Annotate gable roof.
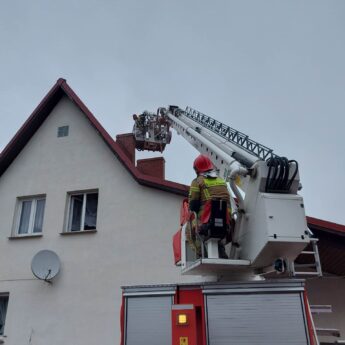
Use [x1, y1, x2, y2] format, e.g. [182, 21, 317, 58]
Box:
[0, 79, 344, 239]
[0, 78, 189, 196]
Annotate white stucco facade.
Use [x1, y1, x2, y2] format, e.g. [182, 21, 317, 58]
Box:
[0, 96, 194, 345]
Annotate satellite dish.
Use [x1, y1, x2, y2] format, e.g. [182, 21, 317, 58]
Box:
[31, 250, 61, 281]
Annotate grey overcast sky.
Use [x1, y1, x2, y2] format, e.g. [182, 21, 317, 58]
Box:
[1, 1, 345, 224]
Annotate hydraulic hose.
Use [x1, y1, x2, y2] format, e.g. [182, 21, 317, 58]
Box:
[265, 157, 298, 193]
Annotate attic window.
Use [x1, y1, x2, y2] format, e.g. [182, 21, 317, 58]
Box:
[57, 126, 69, 137]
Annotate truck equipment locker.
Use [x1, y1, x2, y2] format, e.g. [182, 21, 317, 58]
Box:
[121, 280, 314, 345]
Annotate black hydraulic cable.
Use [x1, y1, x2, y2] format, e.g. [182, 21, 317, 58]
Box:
[266, 157, 294, 192]
[276, 158, 285, 190]
[287, 160, 299, 190]
[270, 158, 280, 191]
[265, 158, 274, 192]
[272, 157, 285, 191]
[278, 158, 284, 190]
[276, 157, 289, 191]
[281, 157, 290, 191]
[266, 157, 300, 193]
[268, 158, 277, 192]
[266, 157, 278, 192]
[266, 158, 275, 192]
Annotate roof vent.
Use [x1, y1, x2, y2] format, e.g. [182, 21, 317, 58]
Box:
[57, 126, 69, 138]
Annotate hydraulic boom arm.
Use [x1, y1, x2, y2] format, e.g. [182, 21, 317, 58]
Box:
[132, 106, 316, 276]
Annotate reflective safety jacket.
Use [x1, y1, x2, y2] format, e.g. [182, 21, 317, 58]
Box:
[188, 175, 231, 224]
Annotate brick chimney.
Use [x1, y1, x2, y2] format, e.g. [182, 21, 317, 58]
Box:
[116, 133, 136, 164]
[137, 157, 165, 179]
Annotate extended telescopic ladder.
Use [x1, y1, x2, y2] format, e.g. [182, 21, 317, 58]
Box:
[183, 106, 277, 161]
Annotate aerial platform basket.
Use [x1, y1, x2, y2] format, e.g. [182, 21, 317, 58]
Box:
[132, 111, 171, 152]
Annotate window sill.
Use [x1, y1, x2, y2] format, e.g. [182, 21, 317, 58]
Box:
[60, 229, 97, 235]
[8, 233, 43, 240]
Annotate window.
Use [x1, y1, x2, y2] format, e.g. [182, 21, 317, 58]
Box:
[57, 125, 69, 137]
[0, 296, 9, 335]
[67, 192, 98, 232]
[15, 196, 46, 235]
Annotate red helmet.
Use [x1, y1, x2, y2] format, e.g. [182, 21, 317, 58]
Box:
[193, 155, 214, 173]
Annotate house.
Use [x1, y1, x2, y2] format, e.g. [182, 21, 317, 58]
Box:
[0, 79, 344, 345]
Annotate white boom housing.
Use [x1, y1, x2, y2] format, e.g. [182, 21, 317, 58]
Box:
[235, 161, 309, 268]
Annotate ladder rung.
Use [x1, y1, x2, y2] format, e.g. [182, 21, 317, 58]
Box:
[294, 263, 317, 268]
[300, 251, 316, 255]
[316, 328, 340, 337]
[310, 305, 332, 313]
[294, 271, 321, 276]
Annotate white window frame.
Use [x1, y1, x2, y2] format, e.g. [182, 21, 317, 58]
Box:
[14, 196, 46, 236]
[66, 191, 98, 232]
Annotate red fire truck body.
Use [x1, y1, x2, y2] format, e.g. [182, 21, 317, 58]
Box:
[121, 280, 316, 345]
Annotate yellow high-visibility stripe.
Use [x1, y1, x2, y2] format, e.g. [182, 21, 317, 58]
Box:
[203, 188, 211, 200]
[203, 177, 227, 187]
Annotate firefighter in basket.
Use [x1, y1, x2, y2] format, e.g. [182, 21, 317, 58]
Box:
[187, 155, 233, 259]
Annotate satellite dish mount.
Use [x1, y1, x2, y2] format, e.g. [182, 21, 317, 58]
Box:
[31, 250, 61, 283]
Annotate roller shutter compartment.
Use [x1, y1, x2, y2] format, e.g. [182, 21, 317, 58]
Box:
[206, 292, 309, 345]
[125, 295, 172, 345]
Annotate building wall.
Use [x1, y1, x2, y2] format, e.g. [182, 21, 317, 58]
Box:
[0, 96, 195, 345]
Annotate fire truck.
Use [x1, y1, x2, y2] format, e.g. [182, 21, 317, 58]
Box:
[121, 106, 323, 345]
